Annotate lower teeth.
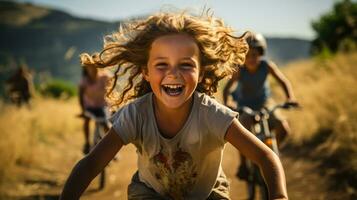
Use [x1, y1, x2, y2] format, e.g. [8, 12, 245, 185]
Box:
[164, 87, 182, 95]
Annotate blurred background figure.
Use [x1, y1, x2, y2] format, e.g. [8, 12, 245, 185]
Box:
[5, 64, 34, 107]
[78, 66, 110, 154]
[223, 33, 299, 181]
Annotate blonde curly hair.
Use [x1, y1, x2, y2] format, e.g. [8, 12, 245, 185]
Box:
[80, 11, 249, 110]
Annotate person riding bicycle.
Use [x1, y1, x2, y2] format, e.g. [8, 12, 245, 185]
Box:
[223, 33, 298, 180]
[79, 66, 110, 154]
[5, 65, 34, 107]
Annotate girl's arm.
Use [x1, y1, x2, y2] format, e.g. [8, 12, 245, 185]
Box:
[60, 128, 123, 200]
[225, 118, 288, 200]
[267, 61, 297, 103]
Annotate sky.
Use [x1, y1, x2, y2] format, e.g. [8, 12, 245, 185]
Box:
[18, 0, 337, 40]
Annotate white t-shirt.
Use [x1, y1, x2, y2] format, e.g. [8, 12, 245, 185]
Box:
[110, 92, 238, 199]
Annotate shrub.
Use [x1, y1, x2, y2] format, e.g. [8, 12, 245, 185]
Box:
[311, 0, 357, 54]
[40, 79, 77, 99]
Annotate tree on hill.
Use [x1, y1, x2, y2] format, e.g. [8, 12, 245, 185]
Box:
[311, 0, 357, 54]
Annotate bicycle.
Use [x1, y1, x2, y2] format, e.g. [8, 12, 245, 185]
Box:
[81, 110, 109, 190]
[237, 102, 298, 200]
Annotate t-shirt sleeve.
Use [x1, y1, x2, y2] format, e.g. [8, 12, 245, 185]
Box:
[109, 103, 140, 145]
[205, 99, 238, 144]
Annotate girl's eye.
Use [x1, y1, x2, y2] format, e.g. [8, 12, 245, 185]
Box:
[155, 63, 167, 69]
[180, 63, 194, 69]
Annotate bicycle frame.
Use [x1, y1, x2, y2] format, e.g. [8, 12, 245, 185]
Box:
[242, 107, 271, 200]
[83, 111, 108, 146]
[238, 103, 297, 200]
[248, 107, 279, 156]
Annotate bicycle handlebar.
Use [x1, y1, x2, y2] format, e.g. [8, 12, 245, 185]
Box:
[270, 102, 300, 113]
[79, 111, 107, 123]
[238, 102, 300, 117]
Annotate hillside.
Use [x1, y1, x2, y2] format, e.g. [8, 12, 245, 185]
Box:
[0, 1, 311, 84]
[0, 1, 118, 83]
[266, 37, 311, 65]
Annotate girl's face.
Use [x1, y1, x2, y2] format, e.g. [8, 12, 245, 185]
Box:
[144, 34, 201, 110]
[245, 48, 261, 69]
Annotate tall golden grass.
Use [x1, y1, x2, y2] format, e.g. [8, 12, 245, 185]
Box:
[282, 52, 357, 149]
[0, 98, 82, 194]
[277, 52, 357, 195]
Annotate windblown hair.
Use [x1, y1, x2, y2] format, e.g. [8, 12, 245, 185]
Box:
[80, 11, 249, 110]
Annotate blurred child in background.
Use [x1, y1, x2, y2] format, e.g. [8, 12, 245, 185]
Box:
[78, 66, 109, 154]
[223, 33, 298, 180]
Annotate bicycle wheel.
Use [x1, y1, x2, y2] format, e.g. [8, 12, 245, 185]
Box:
[99, 169, 106, 190]
[245, 160, 256, 200]
[258, 182, 268, 200]
[247, 180, 256, 200]
[247, 161, 269, 200]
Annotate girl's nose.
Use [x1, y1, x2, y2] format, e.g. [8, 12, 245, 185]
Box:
[167, 66, 179, 78]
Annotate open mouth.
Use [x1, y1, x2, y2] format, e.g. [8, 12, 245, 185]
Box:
[162, 84, 184, 96]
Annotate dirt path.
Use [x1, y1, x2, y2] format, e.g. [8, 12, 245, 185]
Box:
[4, 133, 342, 200]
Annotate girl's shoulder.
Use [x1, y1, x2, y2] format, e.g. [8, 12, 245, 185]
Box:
[197, 92, 219, 108]
[195, 92, 238, 141]
[196, 92, 234, 114]
[118, 92, 152, 112]
[110, 93, 153, 123]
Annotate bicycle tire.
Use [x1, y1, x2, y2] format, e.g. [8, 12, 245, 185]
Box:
[99, 169, 106, 190]
[93, 121, 107, 190]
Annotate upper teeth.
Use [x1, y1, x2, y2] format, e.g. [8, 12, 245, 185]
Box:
[163, 84, 182, 89]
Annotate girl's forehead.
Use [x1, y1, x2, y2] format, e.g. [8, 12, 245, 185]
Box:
[152, 34, 197, 46]
[150, 34, 200, 57]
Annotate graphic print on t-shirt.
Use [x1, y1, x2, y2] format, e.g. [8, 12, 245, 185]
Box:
[151, 144, 198, 199]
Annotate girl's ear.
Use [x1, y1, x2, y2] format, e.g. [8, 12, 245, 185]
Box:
[198, 71, 204, 83]
[142, 68, 149, 81]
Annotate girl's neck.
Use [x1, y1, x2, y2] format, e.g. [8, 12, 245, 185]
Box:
[153, 95, 194, 139]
